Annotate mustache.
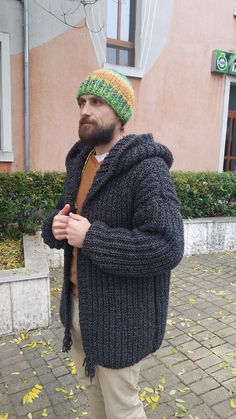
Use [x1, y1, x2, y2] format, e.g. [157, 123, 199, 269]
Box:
[79, 117, 95, 126]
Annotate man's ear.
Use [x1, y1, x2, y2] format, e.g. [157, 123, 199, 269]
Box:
[119, 119, 125, 132]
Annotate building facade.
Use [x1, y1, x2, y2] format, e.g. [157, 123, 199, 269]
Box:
[1, 0, 236, 173]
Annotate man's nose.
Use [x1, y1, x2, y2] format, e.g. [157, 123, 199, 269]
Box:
[80, 102, 92, 116]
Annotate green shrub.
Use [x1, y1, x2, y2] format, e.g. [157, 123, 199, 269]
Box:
[0, 172, 65, 240]
[0, 171, 236, 240]
[171, 171, 236, 218]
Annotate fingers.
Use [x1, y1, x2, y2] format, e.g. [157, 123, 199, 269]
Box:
[69, 212, 83, 221]
[54, 214, 69, 224]
[59, 204, 70, 216]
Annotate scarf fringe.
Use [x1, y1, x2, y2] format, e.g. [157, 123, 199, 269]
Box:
[83, 356, 95, 382]
[62, 329, 72, 353]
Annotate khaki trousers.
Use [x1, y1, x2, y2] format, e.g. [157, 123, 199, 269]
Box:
[70, 295, 147, 419]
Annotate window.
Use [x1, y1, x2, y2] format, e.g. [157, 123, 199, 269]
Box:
[0, 32, 13, 162]
[106, 0, 136, 67]
[224, 84, 236, 171]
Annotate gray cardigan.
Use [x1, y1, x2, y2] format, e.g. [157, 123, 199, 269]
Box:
[42, 133, 184, 380]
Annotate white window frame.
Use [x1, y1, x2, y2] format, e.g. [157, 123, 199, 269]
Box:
[219, 75, 235, 171]
[0, 32, 14, 162]
[104, 0, 143, 78]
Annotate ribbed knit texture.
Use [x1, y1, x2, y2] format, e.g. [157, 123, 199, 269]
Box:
[42, 133, 184, 380]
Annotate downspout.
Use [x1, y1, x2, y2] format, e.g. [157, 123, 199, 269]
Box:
[23, 0, 30, 171]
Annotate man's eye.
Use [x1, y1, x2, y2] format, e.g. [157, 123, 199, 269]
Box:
[92, 98, 101, 105]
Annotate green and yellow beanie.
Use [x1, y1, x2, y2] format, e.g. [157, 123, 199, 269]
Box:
[77, 68, 135, 125]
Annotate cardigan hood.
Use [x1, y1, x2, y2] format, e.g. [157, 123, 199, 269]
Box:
[66, 133, 173, 174]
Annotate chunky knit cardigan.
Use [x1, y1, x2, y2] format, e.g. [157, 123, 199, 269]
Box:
[42, 133, 184, 380]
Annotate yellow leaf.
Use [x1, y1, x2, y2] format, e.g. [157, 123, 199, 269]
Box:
[178, 369, 185, 376]
[55, 387, 68, 394]
[169, 389, 176, 395]
[27, 414, 32, 419]
[161, 377, 166, 385]
[68, 361, 77, 375]
[230, 399, 236, 409]
[75, 384, 86, 390]
[42, 408, 48, 417]
[151, 402, 157, 411]
[71, 408, 77, 413]
[151, 395, 160, 403]
[35, 384, 43, 390]
[139, 391, 146, 401]
[232, 369, 236, 376]
[11, 372, 20, 375]
[189, 297, 196, 305]
[0, 414, 9, 419]
[143, 387, 154, 393]
[179, 387, 190, 393]
[145, 396, 152, 403]
[22, 385, 43, 405]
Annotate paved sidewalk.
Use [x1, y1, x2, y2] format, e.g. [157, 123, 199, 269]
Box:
[0, 252, 236, 418]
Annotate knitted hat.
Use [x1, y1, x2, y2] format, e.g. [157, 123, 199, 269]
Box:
[77, 69, 135, 125]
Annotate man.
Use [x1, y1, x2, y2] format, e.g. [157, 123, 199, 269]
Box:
[42, 68, 184, 419]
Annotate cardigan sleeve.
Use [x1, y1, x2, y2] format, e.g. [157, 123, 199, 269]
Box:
[41, 193, 66, 250]
[81, 158, 184, 277]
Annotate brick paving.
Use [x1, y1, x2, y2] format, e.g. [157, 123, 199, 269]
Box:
[0, 252, 236, 418]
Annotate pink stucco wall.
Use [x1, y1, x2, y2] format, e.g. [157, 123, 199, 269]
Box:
[128, 0, 236, 171]
[4, 0, 236, 172]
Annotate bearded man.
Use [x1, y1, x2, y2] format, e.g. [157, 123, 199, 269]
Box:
[42, 68, 184, 419]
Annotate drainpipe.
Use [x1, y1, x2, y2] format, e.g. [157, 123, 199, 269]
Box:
[23, 0, 30, 171]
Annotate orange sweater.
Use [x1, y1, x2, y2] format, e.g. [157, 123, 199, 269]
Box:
[70, 153, 101, 296]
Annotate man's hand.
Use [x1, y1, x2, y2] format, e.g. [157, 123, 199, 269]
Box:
[52, 204, 70, 240]
[66, 213, 91, 248]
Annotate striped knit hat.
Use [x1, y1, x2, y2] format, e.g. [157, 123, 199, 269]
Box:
[77, 69, 135, 125]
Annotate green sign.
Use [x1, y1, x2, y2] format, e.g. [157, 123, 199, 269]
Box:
[211, 49, 236, 75]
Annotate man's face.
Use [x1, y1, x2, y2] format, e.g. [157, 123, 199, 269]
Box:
[78, 94, 121, 147]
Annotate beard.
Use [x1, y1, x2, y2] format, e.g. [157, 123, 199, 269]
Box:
[79, 118, 116, 147]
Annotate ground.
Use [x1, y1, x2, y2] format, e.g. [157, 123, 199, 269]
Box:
[0, 252, 236, 418]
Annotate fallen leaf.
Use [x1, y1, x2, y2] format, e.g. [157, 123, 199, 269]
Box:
[151, 402, 157, 411]
[151, 395, 160, 403]
[189, 297, 196, 305]
[143, 387, 153, 393]
[75, 384, 86, 390]
[23, 384, 43, 405]
[230, 399, 236, 409]
[178, 369, 185, 376]
[179, 387, 190, 393]
[42, 408, 48, 417]
[55, 387, 68, 394]
[169, 390, 176, 395]
[68, 361, 77, 375]
[71, 408, 77, 413]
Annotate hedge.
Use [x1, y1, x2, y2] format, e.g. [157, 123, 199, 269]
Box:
[0, 171, 236, 240]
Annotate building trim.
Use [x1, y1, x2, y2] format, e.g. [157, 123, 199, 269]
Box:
[218, 75, 236, 171]
[0, 32, 14, 162]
